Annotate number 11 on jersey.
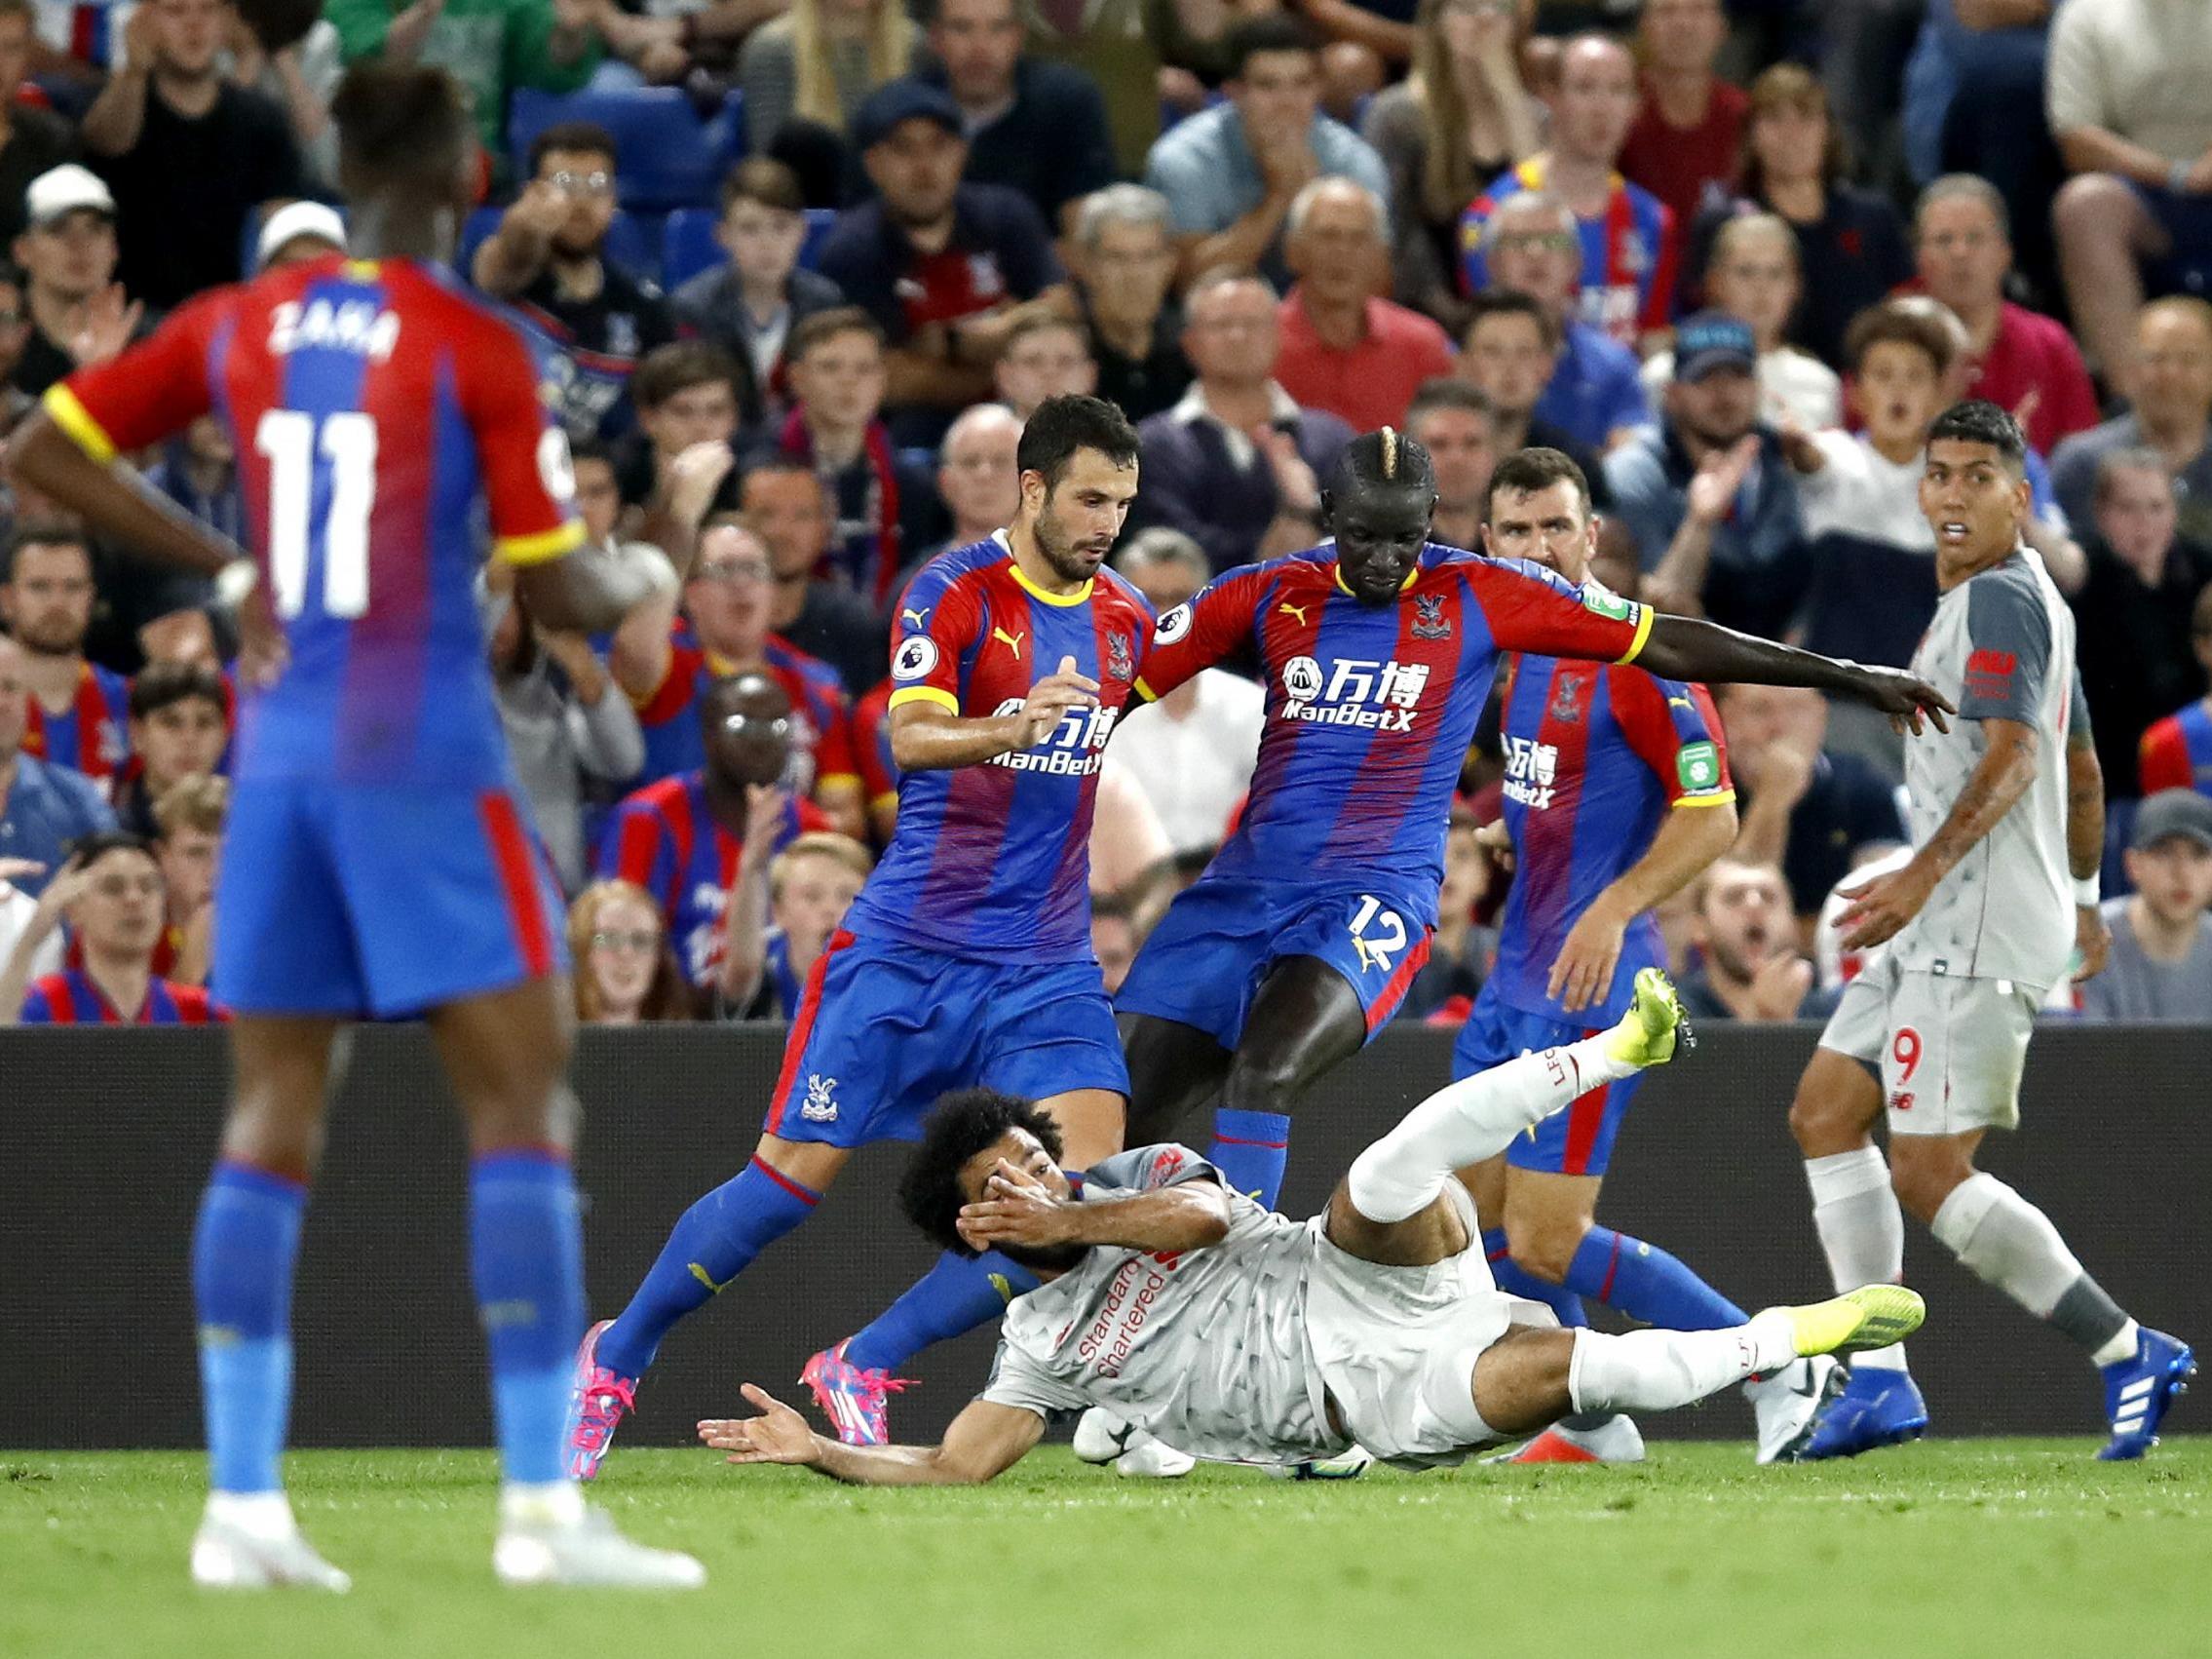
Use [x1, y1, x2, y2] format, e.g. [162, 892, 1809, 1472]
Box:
[255, 409, 378, 620]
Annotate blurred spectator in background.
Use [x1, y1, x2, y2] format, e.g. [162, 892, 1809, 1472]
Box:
[0, 0, 78, 251]
[1456, 289, 1611, 505]
[672, 159, 847, 434]
[0, 523, 129, 791]
[2070, 451, 2212, 803]
[485, 572, 646, 892]
[719, 825, 869, 1018]
[1090, 890, 1136, 995]
[328, 0, 602, 167]
[1109, 526, 1262, 867]
[0, 830, 220, 1023]
[222, 2, 344, 189]
[1608, 312, 1810, 639]
[742, 0, 919, 191]
[1088, 753, 1175, 934]
[475, 122, 675, 443]
[1468, 195, 1644, 456]
[82, 0, 302, 308]
[2048, 0, 2212, 401]
[1674, 856, 1831, 1022]
[589, 0, 785, 94]
[1640, 213, 1838, 432]
[2077, 790, 2212, 1022]
[1911, 174, 2096, 458]
[0, 264, 31, 433]
[2137, 587, 2212, 800]
[0, 635, 115, 900]
[1362, 0, 1541, 333]
[615, 340, 745, 514]
[567, 877, 693, 1023]
[1399, 801, 1495, 1022]
[1689, 64, 1912, 372]
[113, 661, 226, 839]
[848, 674, 897, 843]
[743, 458, 885, 695]
[772, 307, 943, 607]
[0, 846, 63, 984]
[1127, 268, 1354, 573]
[598, 670, 830, 989]
[820, 81, 1067, 441]
[918, 0, 1114, 234]
[1461, 33, 1672, 352]
[927, 401, 1020, 557]
[1144, 14, 1389, 291]
[1069, 184, 1191, 423]
[1274, 176, 1454, 432]
[1618, 0, 1742, 238]
[1717, 680, 1905, 930]
[149, 771, 222, 988]
[991, 312, 1096, 422]
[10, 164, 137, 401]
[252, 199, 347, 271]
[1404, 376, 1492, 552]
[146, 414, 243, 552]
[2052, 299, 2212, 548]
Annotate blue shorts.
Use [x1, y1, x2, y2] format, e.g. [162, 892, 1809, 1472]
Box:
[1452, 989, 1643, 1177]
[1115, 875, 1432, 1051]
[763, 929, 1127, 1148]
[2132, 184, 2212, 294]
[215, 778, 569, 1020]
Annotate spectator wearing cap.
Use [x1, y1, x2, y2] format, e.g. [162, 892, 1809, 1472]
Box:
[253, 200, 346, 272]
[1618, 0, 1744, 240]
[1126, 268, 1355, 576]
[1142, 13, 1391, 293]
[915, 0, 1114, 236]
[0, 0, 77, 251]
[1068, 184, 1191, 424]
[817, 80, 1068, 444]
[10, 164, 140, 400]
[0, 634, 119, 902]
[2072, 451, 2212, 801]
[474, 122, 675, 444]
[1606, 312, 1810, 640]
[1275, 176, 1455, 434]
[0, 522, 130, 791]
[2076, 791, 2212, 1022]
[741, 458, 885, 697]
[113, 661, 228, 840]
[81, 0, 303, 307]
[2052, 298, 2212, 549]
[0, 829, 222, 1024]
[2137, 586, 2212, 799]
[1639, 214, 1840, 434]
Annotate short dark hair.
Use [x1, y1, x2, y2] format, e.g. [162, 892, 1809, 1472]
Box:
[1842, 300, 1956, 379]
[3, 520, 90, 580]
[568, 435, 616, 473]
[65, 829, 160, 875]
[1487, 446, 1593, 518]
[129, 661, 226, 722]
[529, 121, 619, 175]
[786, 305, 886, 364]
[1016, 394, 1140, 490]
[1226, 12, 1320, 79]
[1329, 426, 1436, 498]
[1465, 288, 1560, 352]
[898, 1089, 1066, 1256]
[331, 62, 471, 194]
[1405, 377, 1495, 429]
[1926, 400, 2027, 474]
[719, 156, 805, 216]
[630, 340, 742, 411]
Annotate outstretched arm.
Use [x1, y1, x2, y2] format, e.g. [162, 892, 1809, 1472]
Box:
[699, 1387, 1044, 1485]
[1632, 616, 1952, 734]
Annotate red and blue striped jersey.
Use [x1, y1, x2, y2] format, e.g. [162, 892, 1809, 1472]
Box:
[20, 662, 131, 789]
[598, 770, 828, 985]
[2138, 701, 2212, 799]
[48, 253, 584, 790]
[18, 969, 224, 1024]
[844, 534, 1154, 961]
[853, 676, 898, 824]
[1487, 657, 1733, 1022]
[1460, 159, 1678, 345]
[1136, 545, 1652, 926]
[630, 631, 859, 794]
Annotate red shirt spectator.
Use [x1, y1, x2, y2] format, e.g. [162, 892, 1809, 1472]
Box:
[1619, 0, 1747, 235]
[1276, 288, 1457, 435]
[1963, 301, 2101, 459]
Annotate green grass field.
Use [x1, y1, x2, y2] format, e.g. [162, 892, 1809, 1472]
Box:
[4, 1442, 2206, 1659]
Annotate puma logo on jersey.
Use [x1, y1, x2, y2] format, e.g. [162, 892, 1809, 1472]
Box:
[993, 627, 1026, 658]
[901, 607, 930, 630]
[1278, 601, 1311, 625]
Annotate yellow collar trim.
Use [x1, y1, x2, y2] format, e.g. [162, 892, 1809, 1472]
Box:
[1332, 562, 1422, 598]
[1009, 560, 1093, 608]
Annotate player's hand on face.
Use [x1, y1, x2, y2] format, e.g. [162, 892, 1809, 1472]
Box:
[699, 1385, 820, 1465]
[1547, 903, 1626, 1012]
[958, 1158, 1072, 1252]
[1853, 666, 1953, 736]
[1011, 655, 1099, 750]
[2073, 903, 2113, 984]
[1835, 858, 1935, 950]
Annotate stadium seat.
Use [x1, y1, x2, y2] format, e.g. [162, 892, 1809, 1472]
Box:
[457, 206, 658, 287]
[508, 88, 745, 213]
[663, 209, 722, 289]
[801, 207, 836, 272]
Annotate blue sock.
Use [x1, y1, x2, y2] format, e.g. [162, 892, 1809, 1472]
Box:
[1482, 1226, 1587, 1329]
[1563, 1225, 1747, 1331]
[844, 1250, 1043, 1373]
[471, 1148, 586, 1486]
[1210, 1108, 1291, 1210]
[192, 1161, 307, 1494]
[595, 1157, 819, 1380]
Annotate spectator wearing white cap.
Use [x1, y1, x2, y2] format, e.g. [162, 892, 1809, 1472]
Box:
[254, 199, 345, 271]
[0, 0, 77, 251]
[9, 164, 140, 400]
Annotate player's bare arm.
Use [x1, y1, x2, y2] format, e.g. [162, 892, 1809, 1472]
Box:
[954, 1158, 1234, 1256]
[699, 1388, 1044, 1486]
[1631, 617, 1954, 735]
[2065, 714, 2112, 983]
[889, 655, 1100, 772]
[1548, 798, 1737, 1013]
[1837, 716, 2040, 951]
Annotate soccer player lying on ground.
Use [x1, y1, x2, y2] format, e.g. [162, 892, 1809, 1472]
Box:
[699, 971, 1927, 1483]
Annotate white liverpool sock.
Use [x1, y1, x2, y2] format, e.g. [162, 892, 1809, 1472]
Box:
[1347, 1036, 1639, 1223]
[1805, 1147, 1908, 1371]
[1930, 1174, 2134, 1365]
[1567, 1319, 1796, 1416]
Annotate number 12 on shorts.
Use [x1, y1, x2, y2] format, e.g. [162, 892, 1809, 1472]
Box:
[1349, 895, 1407, 975]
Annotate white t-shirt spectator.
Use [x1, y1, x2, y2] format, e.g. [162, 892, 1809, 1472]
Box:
[1111, 669, 1266, 860]
[0, 877, 65, 984]
[2046, 0, 2212, 165]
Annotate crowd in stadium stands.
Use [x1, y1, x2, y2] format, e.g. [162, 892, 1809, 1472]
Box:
[2, 0, 2211, 1029]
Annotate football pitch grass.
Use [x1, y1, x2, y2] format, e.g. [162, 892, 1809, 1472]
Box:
[4, 1441, 2206, 1658]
